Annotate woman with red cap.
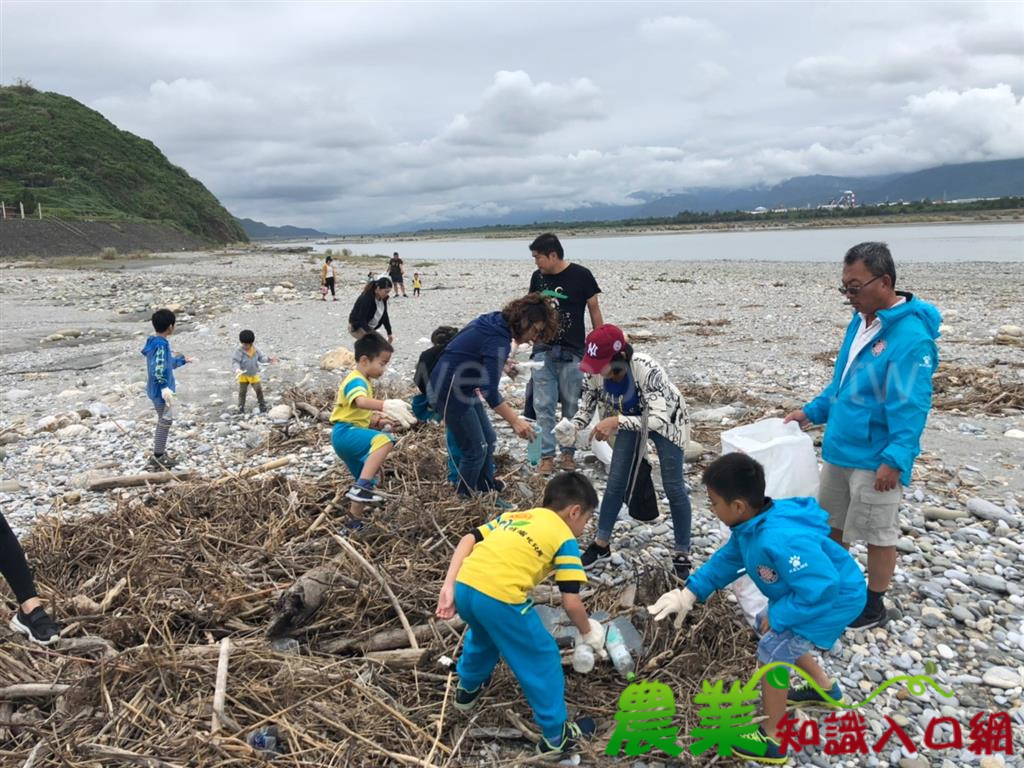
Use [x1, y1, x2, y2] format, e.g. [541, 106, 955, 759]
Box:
[558, 324, 694, 581]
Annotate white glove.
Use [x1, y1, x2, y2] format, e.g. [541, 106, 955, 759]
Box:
[382, 399, 417, 429]
[234, 369, 245, 379]
[647, 588, 697, 629]
[160, 387, 175, 418]
[579, 618, 605, 651]
[553, 418, 577, 448]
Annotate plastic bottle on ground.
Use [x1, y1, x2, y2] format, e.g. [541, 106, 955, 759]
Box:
[572, 643, 595, 673]
[605, 624, 635, 681]
[525, 419, 542, 465]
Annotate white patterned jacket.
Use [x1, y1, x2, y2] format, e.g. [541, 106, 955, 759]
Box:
[571, 353, 690, 449]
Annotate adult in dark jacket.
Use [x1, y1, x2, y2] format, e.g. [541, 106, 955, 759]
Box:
[428, 294, 559, 498]
[348, 276, 394, 341]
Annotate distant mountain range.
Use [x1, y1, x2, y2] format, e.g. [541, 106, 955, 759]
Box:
[235, 217, 330, 239]
[374, 158, 1024, 233]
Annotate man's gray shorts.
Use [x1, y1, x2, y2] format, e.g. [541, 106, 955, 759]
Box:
[817, 461, 902, 547]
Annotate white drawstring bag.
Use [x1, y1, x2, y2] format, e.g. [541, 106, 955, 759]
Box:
[718, 418, 820, 627]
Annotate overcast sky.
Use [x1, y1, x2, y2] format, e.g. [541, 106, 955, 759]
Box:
[3, 1, 1023, 231]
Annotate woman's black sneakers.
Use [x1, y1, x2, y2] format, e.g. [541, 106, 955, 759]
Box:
[10, 606, 61, 646]
[580, 542, 611, 568]
[672, 552, 693, 582]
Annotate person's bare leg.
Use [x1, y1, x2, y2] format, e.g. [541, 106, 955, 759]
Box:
[830, 527, 848, 549]
[866, 544, 896, 591]
[763, 654, 831, 738]
[20, 596, 42, 614]
[360, 443, 392, 483]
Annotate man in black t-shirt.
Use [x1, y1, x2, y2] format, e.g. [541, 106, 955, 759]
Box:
[388, 252, 407, 297]
[527, 233, 603, 474]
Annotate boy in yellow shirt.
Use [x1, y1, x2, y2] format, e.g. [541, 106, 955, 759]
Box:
[330, 334, 416, 519]
[436, 472, 604, 760]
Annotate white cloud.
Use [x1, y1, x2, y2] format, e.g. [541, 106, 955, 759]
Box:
[3, 1, 1021, 230]
[959, 23, 1024, 56]
[786, 48, 964, 92]
[440, 71, 605, 146]
[638, 15, 721, 42]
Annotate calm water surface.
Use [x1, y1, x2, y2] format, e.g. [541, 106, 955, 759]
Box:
[286, 221, 1023, 263]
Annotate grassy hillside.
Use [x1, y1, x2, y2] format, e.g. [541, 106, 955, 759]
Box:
[0, 83, 246, 243]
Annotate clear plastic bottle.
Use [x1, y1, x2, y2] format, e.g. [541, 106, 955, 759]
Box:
[572, 643, 595, 674]
[605, 624, 636, 681]
[525, 419, 542, 465]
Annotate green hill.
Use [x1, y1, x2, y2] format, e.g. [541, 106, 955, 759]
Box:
[0, 83, 246, 243]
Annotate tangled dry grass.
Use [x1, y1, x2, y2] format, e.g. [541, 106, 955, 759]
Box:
[932, 361, 1024, 414]
[2, 415, 757, 767]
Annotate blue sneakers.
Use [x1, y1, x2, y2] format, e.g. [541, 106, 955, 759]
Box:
[732, 726, 787, 764]
[787, 678, 843, 708]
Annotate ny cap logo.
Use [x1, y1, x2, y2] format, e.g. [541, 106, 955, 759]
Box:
[587, 342, 600, 357]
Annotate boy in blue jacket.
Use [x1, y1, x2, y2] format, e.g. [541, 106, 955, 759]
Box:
[648, 453, 866, 764]
[141, 309, 192, 470]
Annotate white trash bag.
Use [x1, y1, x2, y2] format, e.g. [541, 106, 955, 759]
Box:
[717, 418, 821, 627]
[720, 417, 820, 498]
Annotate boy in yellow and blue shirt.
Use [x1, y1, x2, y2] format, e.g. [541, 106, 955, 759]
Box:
[436, 472, 604, 761]
[330, 333, 415, 518]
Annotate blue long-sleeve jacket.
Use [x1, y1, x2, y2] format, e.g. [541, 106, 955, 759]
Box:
[142, 336, 187, 405]
[427, 312, 511, 419]
[687, 497, 866, 649]
[804, 293, 941, 486]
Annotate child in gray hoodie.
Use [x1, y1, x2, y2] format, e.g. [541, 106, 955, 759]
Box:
[233, 330, 277, 413]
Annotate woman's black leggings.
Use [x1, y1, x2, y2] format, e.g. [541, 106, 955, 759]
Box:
[325, 276, 336, 296]
[1, 512, 37, 604]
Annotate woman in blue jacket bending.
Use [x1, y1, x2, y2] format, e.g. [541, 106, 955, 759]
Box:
[429, 294, 558, 499]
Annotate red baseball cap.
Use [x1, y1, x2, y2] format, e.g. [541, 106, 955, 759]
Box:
[580, 324, 627, 375]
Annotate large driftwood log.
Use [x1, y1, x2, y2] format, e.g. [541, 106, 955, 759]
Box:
[0, 683, 71, 700]
[363, 648, 427, 669]
[320, 617, 464, 654]
[87, 471, 192, 491]
[266, 562, 360, 638]
[294, 402, 330, 422]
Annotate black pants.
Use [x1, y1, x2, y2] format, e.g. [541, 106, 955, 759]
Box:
[239, 382, 266, 410]
[324, 276, 335, 296]
[1, 512, 37, 604]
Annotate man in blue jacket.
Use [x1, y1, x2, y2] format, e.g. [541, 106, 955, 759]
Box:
[785, 242, 941, 629]
[648, 453, 866, 764]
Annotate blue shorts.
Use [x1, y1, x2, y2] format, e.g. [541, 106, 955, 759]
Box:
[755, 610, 818, 665]
[331, 422, 394, 480]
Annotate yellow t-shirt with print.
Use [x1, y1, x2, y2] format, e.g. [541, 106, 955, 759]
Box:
[456, 507, 587, 604]
[330, 370, 374, 428]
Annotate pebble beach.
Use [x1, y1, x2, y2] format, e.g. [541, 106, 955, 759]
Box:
[1, 246, 1023, 767]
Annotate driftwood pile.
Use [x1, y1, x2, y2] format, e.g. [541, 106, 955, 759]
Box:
[932, 361, 1024, 414]
[2, 406, 757, 767]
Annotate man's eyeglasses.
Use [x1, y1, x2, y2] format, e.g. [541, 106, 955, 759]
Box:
[839, 275, 882, 296]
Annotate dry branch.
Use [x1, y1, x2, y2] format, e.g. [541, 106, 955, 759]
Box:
[86, 470, 192, 491]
